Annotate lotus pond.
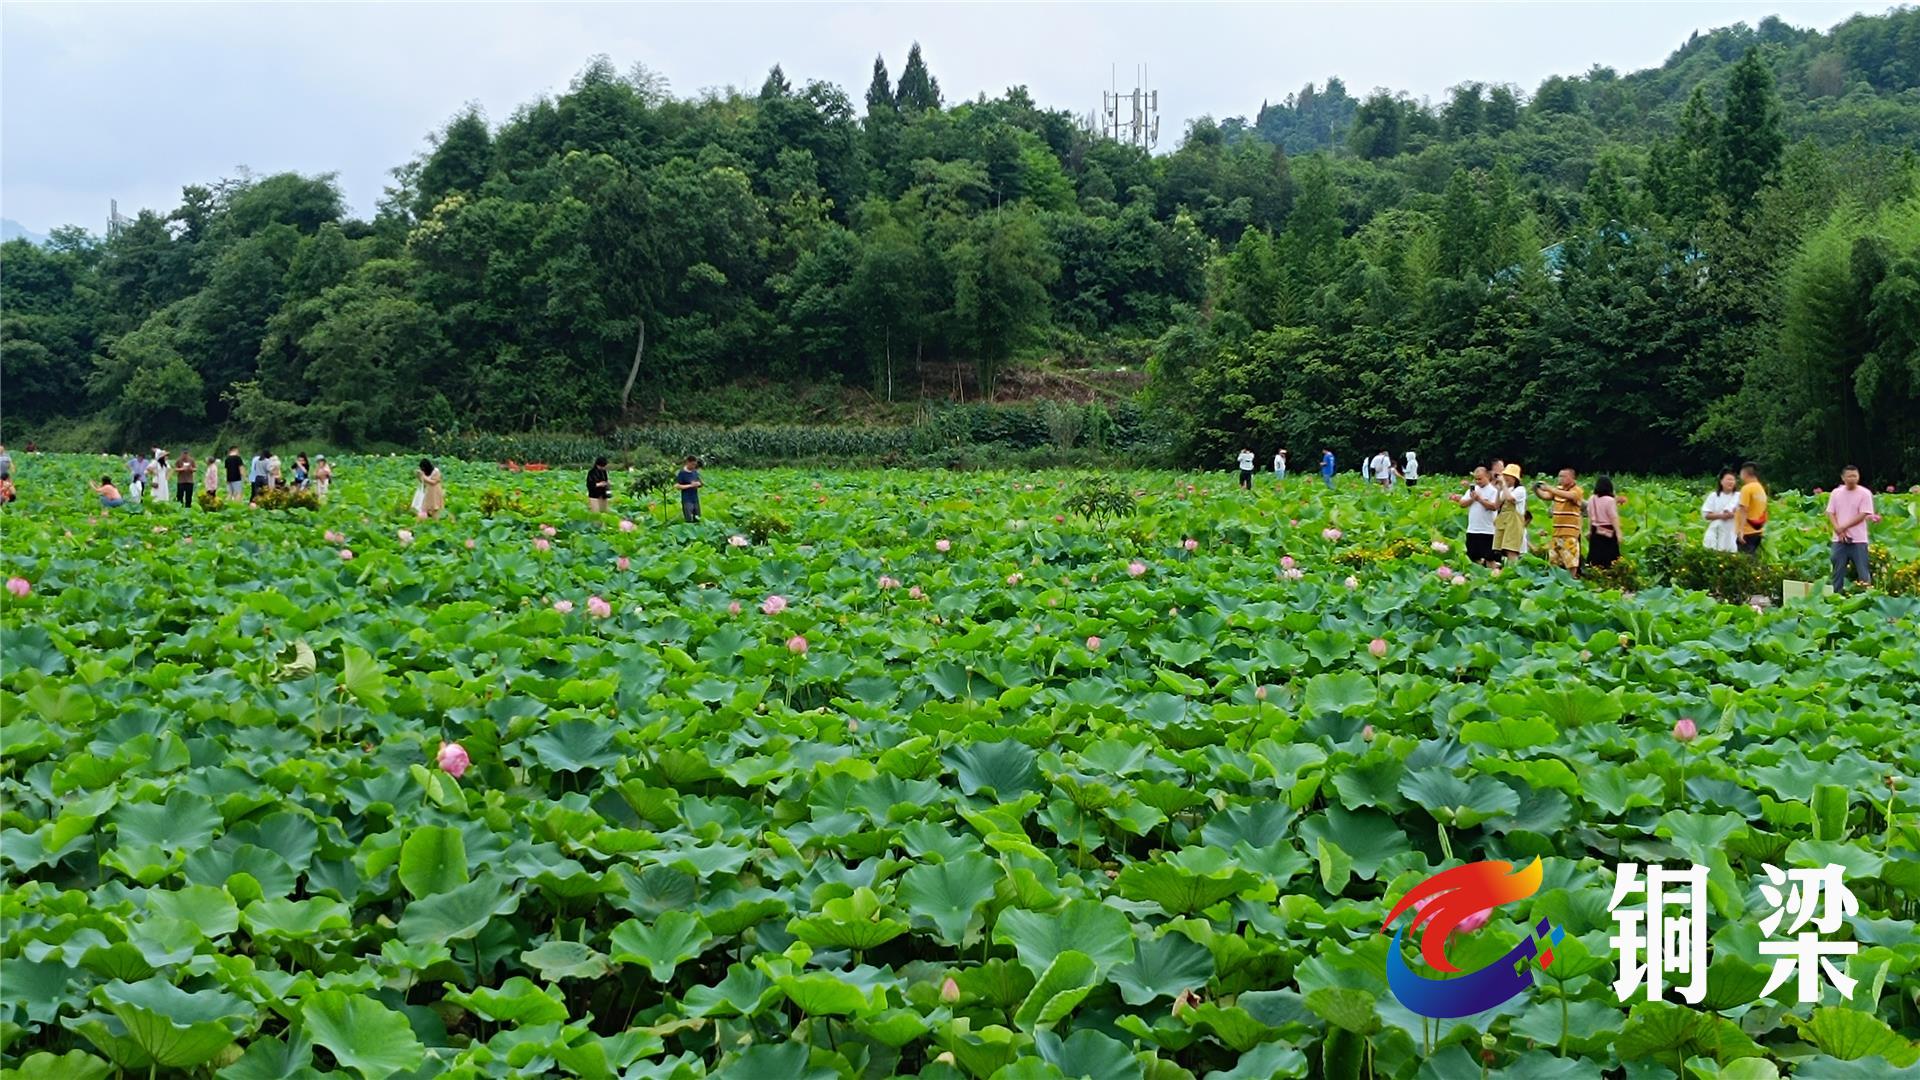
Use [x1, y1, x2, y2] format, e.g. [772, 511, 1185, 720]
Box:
[2, 454, 1919, 1080]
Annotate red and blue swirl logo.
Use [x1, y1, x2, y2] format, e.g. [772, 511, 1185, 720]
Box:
[1383, 858, 1563, 1018]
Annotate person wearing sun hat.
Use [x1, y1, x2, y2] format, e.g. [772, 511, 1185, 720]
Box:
[1494, 463, 1528, 560]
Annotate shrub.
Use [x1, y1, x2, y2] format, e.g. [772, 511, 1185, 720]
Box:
[1883, 559, 1920, 597]
[1583, 558, 1643, 593]
[253, 486, 321, 511]
[1333, 536, 1428, 568]
[738, 510, 793, 545]
[1637, 534, 1789, 602]
[196, 491, 226, 512]
[477, 488, 533, 517]
[1063, 477, 1137, 521]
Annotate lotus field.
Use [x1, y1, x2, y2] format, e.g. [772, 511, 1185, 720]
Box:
[6, 454, 1920, 1080]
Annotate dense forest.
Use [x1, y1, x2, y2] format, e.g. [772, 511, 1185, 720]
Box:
[3, 8, 1919, 483]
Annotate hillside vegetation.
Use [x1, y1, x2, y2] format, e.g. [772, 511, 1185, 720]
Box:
[2, 9, 1918, 483]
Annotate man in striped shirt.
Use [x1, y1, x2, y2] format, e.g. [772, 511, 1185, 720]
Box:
[1535, 467, 1586, 574]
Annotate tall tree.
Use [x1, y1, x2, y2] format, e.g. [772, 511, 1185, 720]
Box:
[1717, 48, 1786, 209]
[895, 43, 941, 113]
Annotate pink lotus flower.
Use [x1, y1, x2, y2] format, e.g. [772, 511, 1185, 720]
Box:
[1086, 635, 1102, 651]
[940, 976, 960, 1003]
[935, 538, 951, 552]
[908, 586, 925, 600]
[1673, 717, 1698, 743]
[1006, 573, 1023, 585]
[728, 600, 742, 615]
[587, 596, 612, 619]
[1412, 894, 1492, 940]
[338, 549, 354, 561]
[879, 575, 900, 590]
[847, 717, 859, 733]
[617, 556, 631, 571]
[533, 537, 551, 552]
[761, 594, 788, 615]
[728, 534, 749, 548]
[324, 529, 345, 544]
[1054, 515, 1065, 524]
[1362, 724, 1376, 742]
[5, 577, 30, 598]
[1127, 561, 1147, 577]
[553, 599, 574, 614]
[1322, 527, 1343, 541]
[1183, 537, 1198, 551]
[1437, 566, 1454, 580]
[464, 538, 476, 550]
[1814, 487, 1825, 495]
[397, 528, 413, 545]
[1369, 637, 1388, 658]
[540, 524, 557, 537]
[1290, 518, 1300, 526]
[1344, 575, 1360, 589]
[1281, 555, 1295, 570]
[619, 519, 636, 532]
[437, 741, 470, 778]
[1254, 685, 1268, 700]
[1431, 540, 1450, 553]
[787, 634, 809, 654]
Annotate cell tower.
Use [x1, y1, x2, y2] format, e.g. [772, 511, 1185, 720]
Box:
[1101, 65, 1160, 151]
[108, 199, 130, 239]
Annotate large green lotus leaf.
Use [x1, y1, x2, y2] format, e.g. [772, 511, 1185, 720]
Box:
[1295, 807, 1411, 879]
[1398, 769, 1520, 827]
[93, 978, 250, 1070]
[1581, 767, 1664, 818]
[716, 1041, 840, 1079]
[215, 1033, 323, 1080]
[396, 872, 520, 944]
[993, 899, 1135, 976]
[1302, 672, 1376, 714]
[1013, 950, 1099, 1032]
[1795, 1007, 1920, 1066]
[525, 718, 620, 773]
[681, 964, 776, 1019]
[4, 1050, 114, 1080]
[1654, 811, 1748, 865]
[773, 971, 883, 1017]
[1033, 1028, 1142, 1080]
[1491, 684, 1623, 727]
[1108, 931, 1215, 1005]
[241, 896, 350, 940]
[788, 887, 909, 951]
[944, 740, 1041, 797]
[398, 825, 469, 899]
[1458, 716, 1559, 751]
[954, 958, 1037, 1011]
[608, 910, 714, 981]
[896, 853, 998, 945]
[1201, 1040, 1307, 1079]
[300, 990, 425, 1080]
[1303, 986, 1380, 1035]
[146, 885, 240, 939]
[1115, 847, 1260, 915]
[445, 976, 569, 1026]
[518, 940, 612, 983]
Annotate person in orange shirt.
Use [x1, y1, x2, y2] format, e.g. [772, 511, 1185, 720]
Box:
[1736, 462, 1768, 557]
[91, 476, 124, 508]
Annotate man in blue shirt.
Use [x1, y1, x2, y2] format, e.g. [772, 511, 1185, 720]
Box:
[675, 456, 703, 522]
[1320, 448, 1336, 490]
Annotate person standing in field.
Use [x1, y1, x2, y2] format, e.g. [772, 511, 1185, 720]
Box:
[203, 453, 220, 505]
[1452, 466, 1500, 565]
[249, 449, 270, 501]
[314, 456, 333, 502]
[173, 451, 196, 508]
[1402, 450, 1420, 489]
[1368, 449, 1394, 490]
[587, 456, 612, 513]
[1536, 468, 1586, 574]
[1237, 447, 1255, 491]
[676, 456, 704, 522]
[292, 453, 310, 489]
[127, 451, 148, 503]
[0, 445, 11, 479]
[1585, 476, 1622, 569]
[1701, 471, 1740, 552]
[1320, 448, 1336, 490]
[1826, 465, 1878, 592]
[225, 447, 245, 501]
[416, 459, 445, 519]
[1493, 464, 1528, 561]
[148, 450, 170, 505]
[1736, 462, 1768, 557]
[1273, 448, 1287, 484]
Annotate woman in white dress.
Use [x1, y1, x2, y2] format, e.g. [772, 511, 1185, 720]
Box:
[1701, 470, 1740, 552]
[148, 450, 170, 505]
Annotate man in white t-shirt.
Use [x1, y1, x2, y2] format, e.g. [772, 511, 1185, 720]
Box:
[1237, 447, 1255, 490]
[1368, 450, 1394, 489]
[1273, 449, 1287, 482]
[1452, 466, 1501, 564]
[1402, 451, 1420, 488]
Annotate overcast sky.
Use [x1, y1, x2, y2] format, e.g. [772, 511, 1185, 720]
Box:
[0, 1, 1880, 234]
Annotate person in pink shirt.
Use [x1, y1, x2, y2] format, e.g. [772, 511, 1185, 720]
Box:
[1825, 465, 1879, 592]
